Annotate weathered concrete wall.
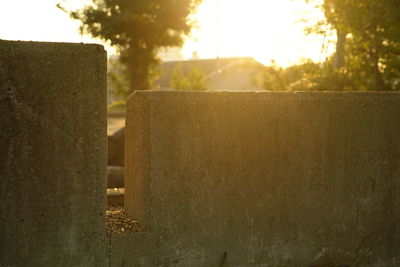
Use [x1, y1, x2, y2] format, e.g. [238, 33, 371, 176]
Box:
[0, 40, 107, 266]
[122, 91, 400, 266]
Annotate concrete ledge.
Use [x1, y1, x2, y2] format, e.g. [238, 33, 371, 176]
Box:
[109, 232, 155, 266]
[124, 91, 400, 266]
[0, 40, 107, 266]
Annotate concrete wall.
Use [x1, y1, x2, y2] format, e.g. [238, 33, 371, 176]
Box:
[0, 40, 107, 266]
[2, 42, 399, 267]
[122, 91, 400, 266]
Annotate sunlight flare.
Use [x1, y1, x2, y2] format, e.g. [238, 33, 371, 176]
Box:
[182, 0, 333, 66]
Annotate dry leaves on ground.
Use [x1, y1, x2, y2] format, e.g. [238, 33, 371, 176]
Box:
[106, 206, 145, 234]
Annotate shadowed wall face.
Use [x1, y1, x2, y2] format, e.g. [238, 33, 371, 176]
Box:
[0, 40, 107, 266]
[124, 91, 400, 266]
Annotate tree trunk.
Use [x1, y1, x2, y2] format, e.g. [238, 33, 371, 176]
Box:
[334, 29, 346, 70]
[370, 25, 387, 91]
[121, 46, 154, 93]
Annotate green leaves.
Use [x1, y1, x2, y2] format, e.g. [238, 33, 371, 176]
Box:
[306, 0, 400, 91]
[171, 65, 207, 91]
[59, 0, 201, 94]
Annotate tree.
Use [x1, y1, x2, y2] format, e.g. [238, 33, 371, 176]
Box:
[170, 65, 190, 90]
[170, 65, 207, 91]
[58, 0, 202, 94]
[107, 56, 130, 98]
[253, 64, 287, 91]
[252, 60, 349, 92]
[186, 67, 208, 91]
[314, 0, 400, 91]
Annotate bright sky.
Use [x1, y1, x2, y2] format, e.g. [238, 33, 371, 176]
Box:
[0, 1, 93, 43]
[0, 0, 334, 67]
[183, 0, 335, 66]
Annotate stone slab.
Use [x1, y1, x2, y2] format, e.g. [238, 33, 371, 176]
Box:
[123, 91, 400, 266]
[0, 40, 107, 266]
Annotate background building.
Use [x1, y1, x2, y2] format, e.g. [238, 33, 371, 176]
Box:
[158, 57, 266, 91]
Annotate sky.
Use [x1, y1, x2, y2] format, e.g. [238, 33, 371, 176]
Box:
[0, 0, 94, 43]
[0, 0, 335, 67]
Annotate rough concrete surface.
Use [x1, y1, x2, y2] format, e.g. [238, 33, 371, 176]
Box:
[0, 40, 107, 266]
[123, 91, 400, 266]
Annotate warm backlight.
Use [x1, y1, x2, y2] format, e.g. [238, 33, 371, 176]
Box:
[182, 0, 333, 66]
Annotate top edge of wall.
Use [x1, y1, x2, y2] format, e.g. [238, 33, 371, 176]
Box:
[0, 39, 105, 51]
[129, 90, 400, 99]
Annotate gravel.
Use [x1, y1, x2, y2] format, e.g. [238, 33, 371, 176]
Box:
[106, 206, 145, 235]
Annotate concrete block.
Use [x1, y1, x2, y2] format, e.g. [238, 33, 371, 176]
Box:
[124, 91, 400, 266]
[0, 40, 107, 266]
[109, 232, 155, 266]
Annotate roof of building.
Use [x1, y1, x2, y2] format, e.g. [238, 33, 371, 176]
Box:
[158, 57, 266, 88]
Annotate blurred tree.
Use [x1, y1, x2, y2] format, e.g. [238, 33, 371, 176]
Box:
[58, 0, 202, 94]
[253, 63, 287, 91]
[253, 59, 355, 92]
[107, 56, 130, 98]
[170, 65, 207, 91]
[171, 65, 190, 90]
[309, 0, 400, 91]
[187, 67, 208, 91]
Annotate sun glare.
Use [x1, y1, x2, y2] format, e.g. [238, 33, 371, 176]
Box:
[0, 0, 105, 47]
[0, 0, 333, 66]
[183, 0, 333, 67]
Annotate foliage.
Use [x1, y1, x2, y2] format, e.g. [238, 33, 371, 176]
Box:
[107, 56, 130, 98]
[307, 0, 400, 91]
[287, 59, 355, 91]
[252, 63, 287, 91]
[170, 65, 207, 91]
[254, 59, 355, 92]
[170, 65, 189, 90]
[58, 0, 202, 94]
